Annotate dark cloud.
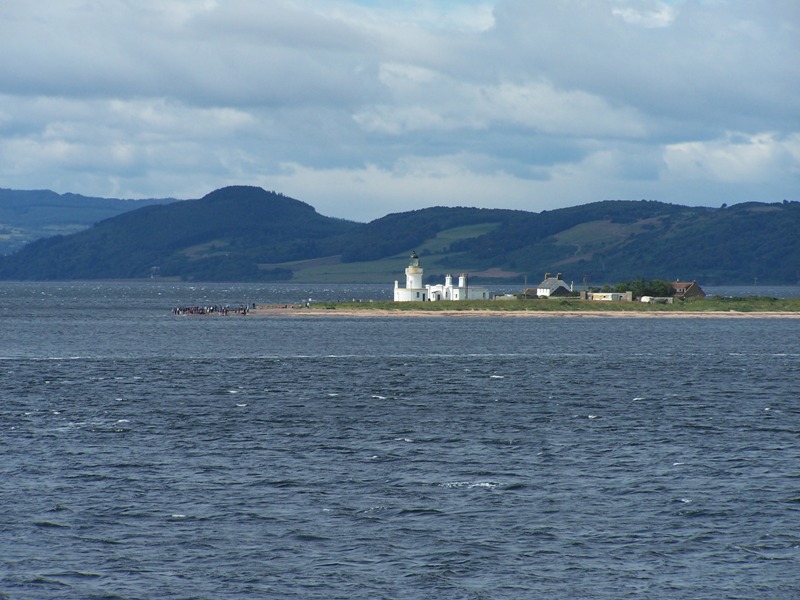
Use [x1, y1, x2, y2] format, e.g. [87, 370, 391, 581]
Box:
[0, 0, 797, 219]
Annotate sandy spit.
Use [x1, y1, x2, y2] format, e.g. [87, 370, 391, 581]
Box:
[245, 308, 800, 319]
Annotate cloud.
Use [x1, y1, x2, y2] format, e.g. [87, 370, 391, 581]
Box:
[663, 132, 800, 183]
[612, 1, 677, 28]
[355, 68, 650, 138]
[0, 0, 797, 218]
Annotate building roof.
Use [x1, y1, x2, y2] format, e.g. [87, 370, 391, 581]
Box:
[537, 276, 571, 293]
[671, 280, 705, 297]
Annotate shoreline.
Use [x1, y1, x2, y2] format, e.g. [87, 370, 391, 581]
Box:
[240, 307, 800, 318]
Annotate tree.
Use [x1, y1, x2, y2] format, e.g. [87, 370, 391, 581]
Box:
[614, 277, 674, 298]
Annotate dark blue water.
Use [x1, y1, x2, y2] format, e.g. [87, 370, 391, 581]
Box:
[1, 283, 799, 599]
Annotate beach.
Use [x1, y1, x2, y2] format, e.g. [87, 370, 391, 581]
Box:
[244, 307, 800, 318]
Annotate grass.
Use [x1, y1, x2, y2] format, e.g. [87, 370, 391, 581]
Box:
[310, 296, 800, 313]
[286, 252, 497, 284]
[258, 223, 504, 283]
[416, 223, 499, 254]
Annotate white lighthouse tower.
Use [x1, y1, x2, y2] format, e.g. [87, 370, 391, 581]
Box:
[392, 251, 491, 302]
[394, 251, 427, 301]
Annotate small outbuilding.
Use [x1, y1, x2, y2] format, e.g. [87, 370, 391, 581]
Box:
[585, 291, 633, 302]
[427, 274, 489, 301]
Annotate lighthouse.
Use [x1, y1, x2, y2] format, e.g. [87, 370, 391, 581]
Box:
[392, 251, 491, 302]
[405, 251, 423, 289]
[393, 251, 427, 301]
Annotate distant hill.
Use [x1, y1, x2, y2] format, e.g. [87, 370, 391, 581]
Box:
[0, 186, 359, 281]
[0, 185, 798, 284]
[0, 188, 175, 255]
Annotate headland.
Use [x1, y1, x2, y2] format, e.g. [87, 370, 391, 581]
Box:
[252, 308, 800, 318]
[178, 297, 800, 318]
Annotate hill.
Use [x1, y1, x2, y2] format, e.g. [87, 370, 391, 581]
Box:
[0, 186, 797, 284]
[0, 188, 175, 255]
[0, 186, 359, 281]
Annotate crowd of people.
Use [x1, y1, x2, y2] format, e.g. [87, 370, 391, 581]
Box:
[173, 304, 253, 316]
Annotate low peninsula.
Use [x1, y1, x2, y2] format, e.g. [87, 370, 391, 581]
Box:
[183, 297, 800, 318]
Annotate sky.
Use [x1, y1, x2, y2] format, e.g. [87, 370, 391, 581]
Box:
[0, 0, 798, 221]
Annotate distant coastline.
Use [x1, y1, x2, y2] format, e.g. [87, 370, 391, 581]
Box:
[269, 309, 800, 318]
[174, 292, 800, 318]
[191, 304, 800, 318]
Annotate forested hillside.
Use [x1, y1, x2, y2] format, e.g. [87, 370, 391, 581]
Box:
[0, 188, 174, 255]
[0, 186, 797, 284]
[0, 186, 359, 281]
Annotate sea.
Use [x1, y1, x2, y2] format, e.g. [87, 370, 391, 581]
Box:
[1, 281, 799, 599]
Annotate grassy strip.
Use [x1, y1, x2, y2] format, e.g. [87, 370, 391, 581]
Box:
[312, 296, 800, 313]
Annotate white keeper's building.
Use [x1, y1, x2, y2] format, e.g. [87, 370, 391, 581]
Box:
[393, 252, 491, 302]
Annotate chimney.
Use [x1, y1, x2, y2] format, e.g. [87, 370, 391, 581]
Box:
[557, 273, 563, 280]
[545, 272, 551, 280]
